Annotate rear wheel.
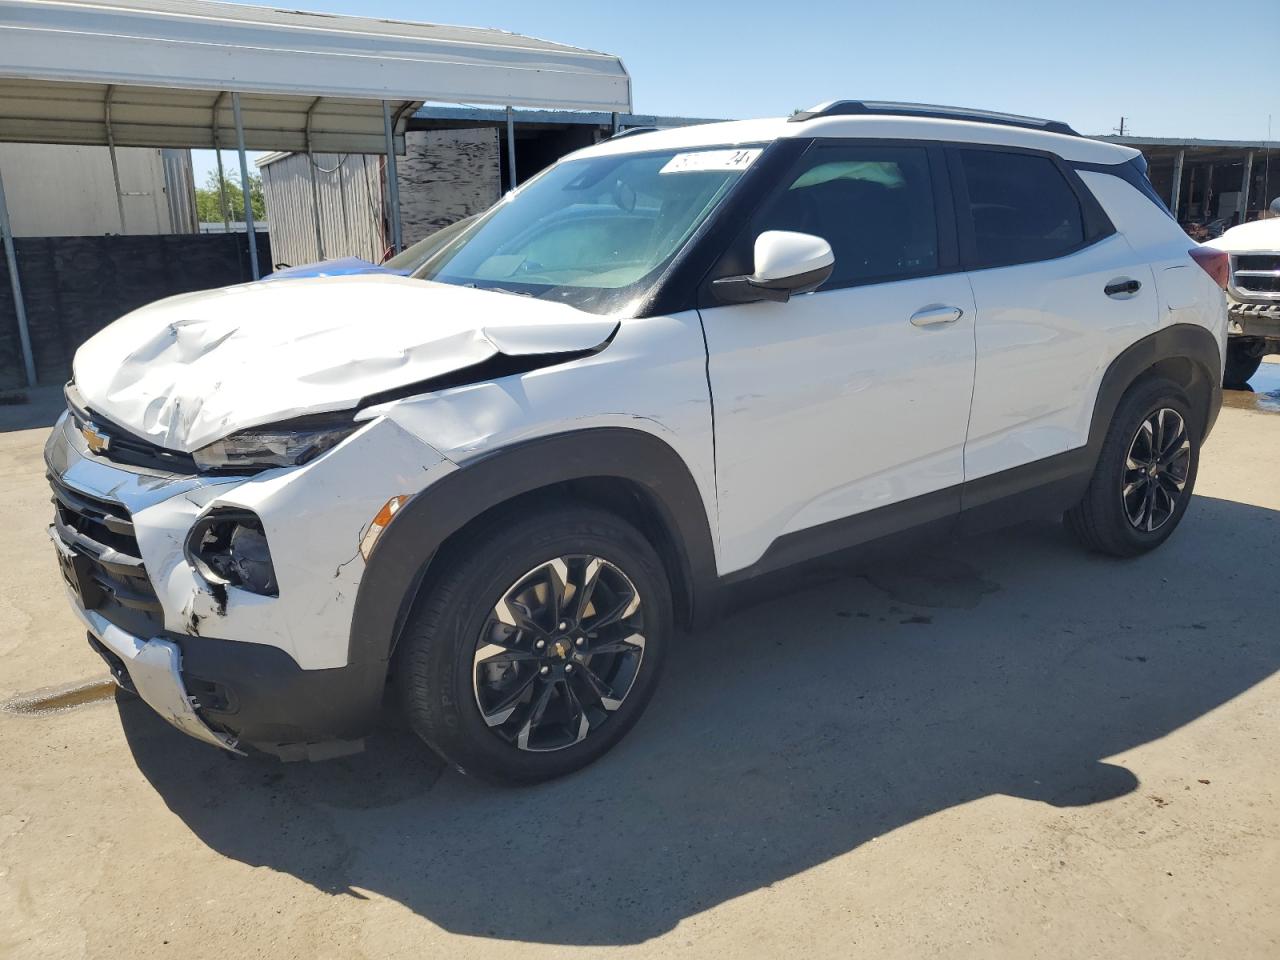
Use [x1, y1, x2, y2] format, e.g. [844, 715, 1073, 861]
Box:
[1224, 339, 1263, 388]
[396, 504, 671, 784]
[1065, 378, 1199, 557]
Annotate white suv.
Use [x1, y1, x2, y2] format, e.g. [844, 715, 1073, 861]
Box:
[47, 101, 1227, 783]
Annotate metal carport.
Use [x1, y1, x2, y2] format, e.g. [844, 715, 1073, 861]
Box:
[0, 0, 632, 386]
[1098, 135, 1277, 225]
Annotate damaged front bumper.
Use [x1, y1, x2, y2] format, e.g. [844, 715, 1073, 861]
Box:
[43, 408, 453, 755]
[68, 590, 243, 753]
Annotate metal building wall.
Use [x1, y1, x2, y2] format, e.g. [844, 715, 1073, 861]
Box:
[0, 142, 192, 236]
[259, 150, 385, 267]
[160, 148, 197, 234]
[258, 127, 502, 267]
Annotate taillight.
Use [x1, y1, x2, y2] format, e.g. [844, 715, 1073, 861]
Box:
[1189, 246, 1229, 289]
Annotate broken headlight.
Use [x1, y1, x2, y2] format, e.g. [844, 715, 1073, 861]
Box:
[191, 413, 360, 472]
[186, 509, 278, 597]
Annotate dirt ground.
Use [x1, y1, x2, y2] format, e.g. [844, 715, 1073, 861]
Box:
[2, 363, 1278, 960]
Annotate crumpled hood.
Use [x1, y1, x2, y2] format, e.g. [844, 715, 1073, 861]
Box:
[72, 274, 618, 453]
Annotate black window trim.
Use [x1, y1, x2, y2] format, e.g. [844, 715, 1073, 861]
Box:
[648, 136, 1124, 317]
[946, 142, 1117, 273]
[695, 136, 963, 305]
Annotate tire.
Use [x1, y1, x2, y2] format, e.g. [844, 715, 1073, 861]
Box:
[396, 502, 672, 785]
[1065, 378, 1199, 557]
[1224, 339, 1262, 389]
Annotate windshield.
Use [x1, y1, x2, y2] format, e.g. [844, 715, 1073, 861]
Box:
[384, 215, 478, 273]
[411, 146, 763, 314]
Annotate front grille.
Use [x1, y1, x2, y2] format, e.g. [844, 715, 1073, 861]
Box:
[49, 472, 164, 634]
[64, 383, 199, 474]
[1232, 253, 1280, 300]
[1236, 254, 1280, 272]
[87, 421, 200, 473]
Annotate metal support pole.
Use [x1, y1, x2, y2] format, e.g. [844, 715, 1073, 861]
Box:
[212, 92, 231, 231]
[611, 111, 620, 134]
[1204, 163, 1215, 221]
[305, 97, 325, 261]
[231, 92, 260, 280]
[382, 99, 403, 254]
[505, 105, 517, 192]
[0, 166, 36, 387]
[104, 85, 129, 234]
[214, 150, 230, 231]
[1239, 151, 1254, 222]
[1170, 149, 1185, 218]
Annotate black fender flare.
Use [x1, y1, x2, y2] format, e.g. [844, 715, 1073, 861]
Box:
[347, 426, 719, 672]
[1088, 323, 1223, 456]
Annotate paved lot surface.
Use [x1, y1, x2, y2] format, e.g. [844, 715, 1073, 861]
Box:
[2, 364, 1279, 959]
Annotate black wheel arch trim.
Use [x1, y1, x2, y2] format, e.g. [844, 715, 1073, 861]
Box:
[347, 427, 720, 675]
[1087, 323, 1222, 453]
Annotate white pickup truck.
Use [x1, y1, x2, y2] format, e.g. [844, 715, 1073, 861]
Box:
[1205, 200, 1280, 386]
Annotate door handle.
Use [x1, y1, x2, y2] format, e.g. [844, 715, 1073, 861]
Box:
[1104, 278, 1142, 298]
[909, 305, 963, 327]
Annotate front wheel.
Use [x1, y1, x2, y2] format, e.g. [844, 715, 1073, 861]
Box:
[396, 504, 671, 784]
[1065, 378, 1199, 557]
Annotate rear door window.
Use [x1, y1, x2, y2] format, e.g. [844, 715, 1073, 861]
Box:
[957, 149, 1085, 267]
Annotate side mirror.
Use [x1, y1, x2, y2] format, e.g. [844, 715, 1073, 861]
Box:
[712, 230, 834, 304]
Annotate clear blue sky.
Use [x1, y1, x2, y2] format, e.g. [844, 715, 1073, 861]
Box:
[196, 0, 1279, 185]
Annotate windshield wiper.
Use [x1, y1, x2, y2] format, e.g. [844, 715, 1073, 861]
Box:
[456, 281, 535, 298]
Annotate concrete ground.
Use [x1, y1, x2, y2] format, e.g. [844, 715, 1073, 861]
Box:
[2, 363, 1278, 960]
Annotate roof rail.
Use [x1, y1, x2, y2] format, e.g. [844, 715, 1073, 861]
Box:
[789, 101, 1079, 137]
[605, 125, 659, 141]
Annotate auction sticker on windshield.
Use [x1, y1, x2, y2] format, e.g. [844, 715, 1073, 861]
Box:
[660, 148, 762, 174]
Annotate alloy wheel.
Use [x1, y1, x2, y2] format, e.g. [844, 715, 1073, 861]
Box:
[1122, 408, 1191, 532]
[472, 556, 645, 752]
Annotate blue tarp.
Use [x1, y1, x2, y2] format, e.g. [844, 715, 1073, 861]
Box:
[263, 257, 408, 281]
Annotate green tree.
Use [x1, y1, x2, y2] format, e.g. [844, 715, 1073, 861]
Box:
[195, 169, 265, 223]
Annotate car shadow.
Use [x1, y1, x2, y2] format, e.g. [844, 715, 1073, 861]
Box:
[119, 494, 1280, 946]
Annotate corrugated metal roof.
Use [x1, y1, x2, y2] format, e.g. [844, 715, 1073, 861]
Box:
[1097, 135, 1277, 149]
[0, 82, 417, 153]
[410, 104, 722, 129]
[0, 0, 632, 152]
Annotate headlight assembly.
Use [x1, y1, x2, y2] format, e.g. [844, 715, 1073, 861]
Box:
[185, 509, 278, 596]
[191, 413, 360, 472]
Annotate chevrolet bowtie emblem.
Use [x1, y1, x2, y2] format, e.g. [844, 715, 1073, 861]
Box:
[81, 422, 110, 455]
